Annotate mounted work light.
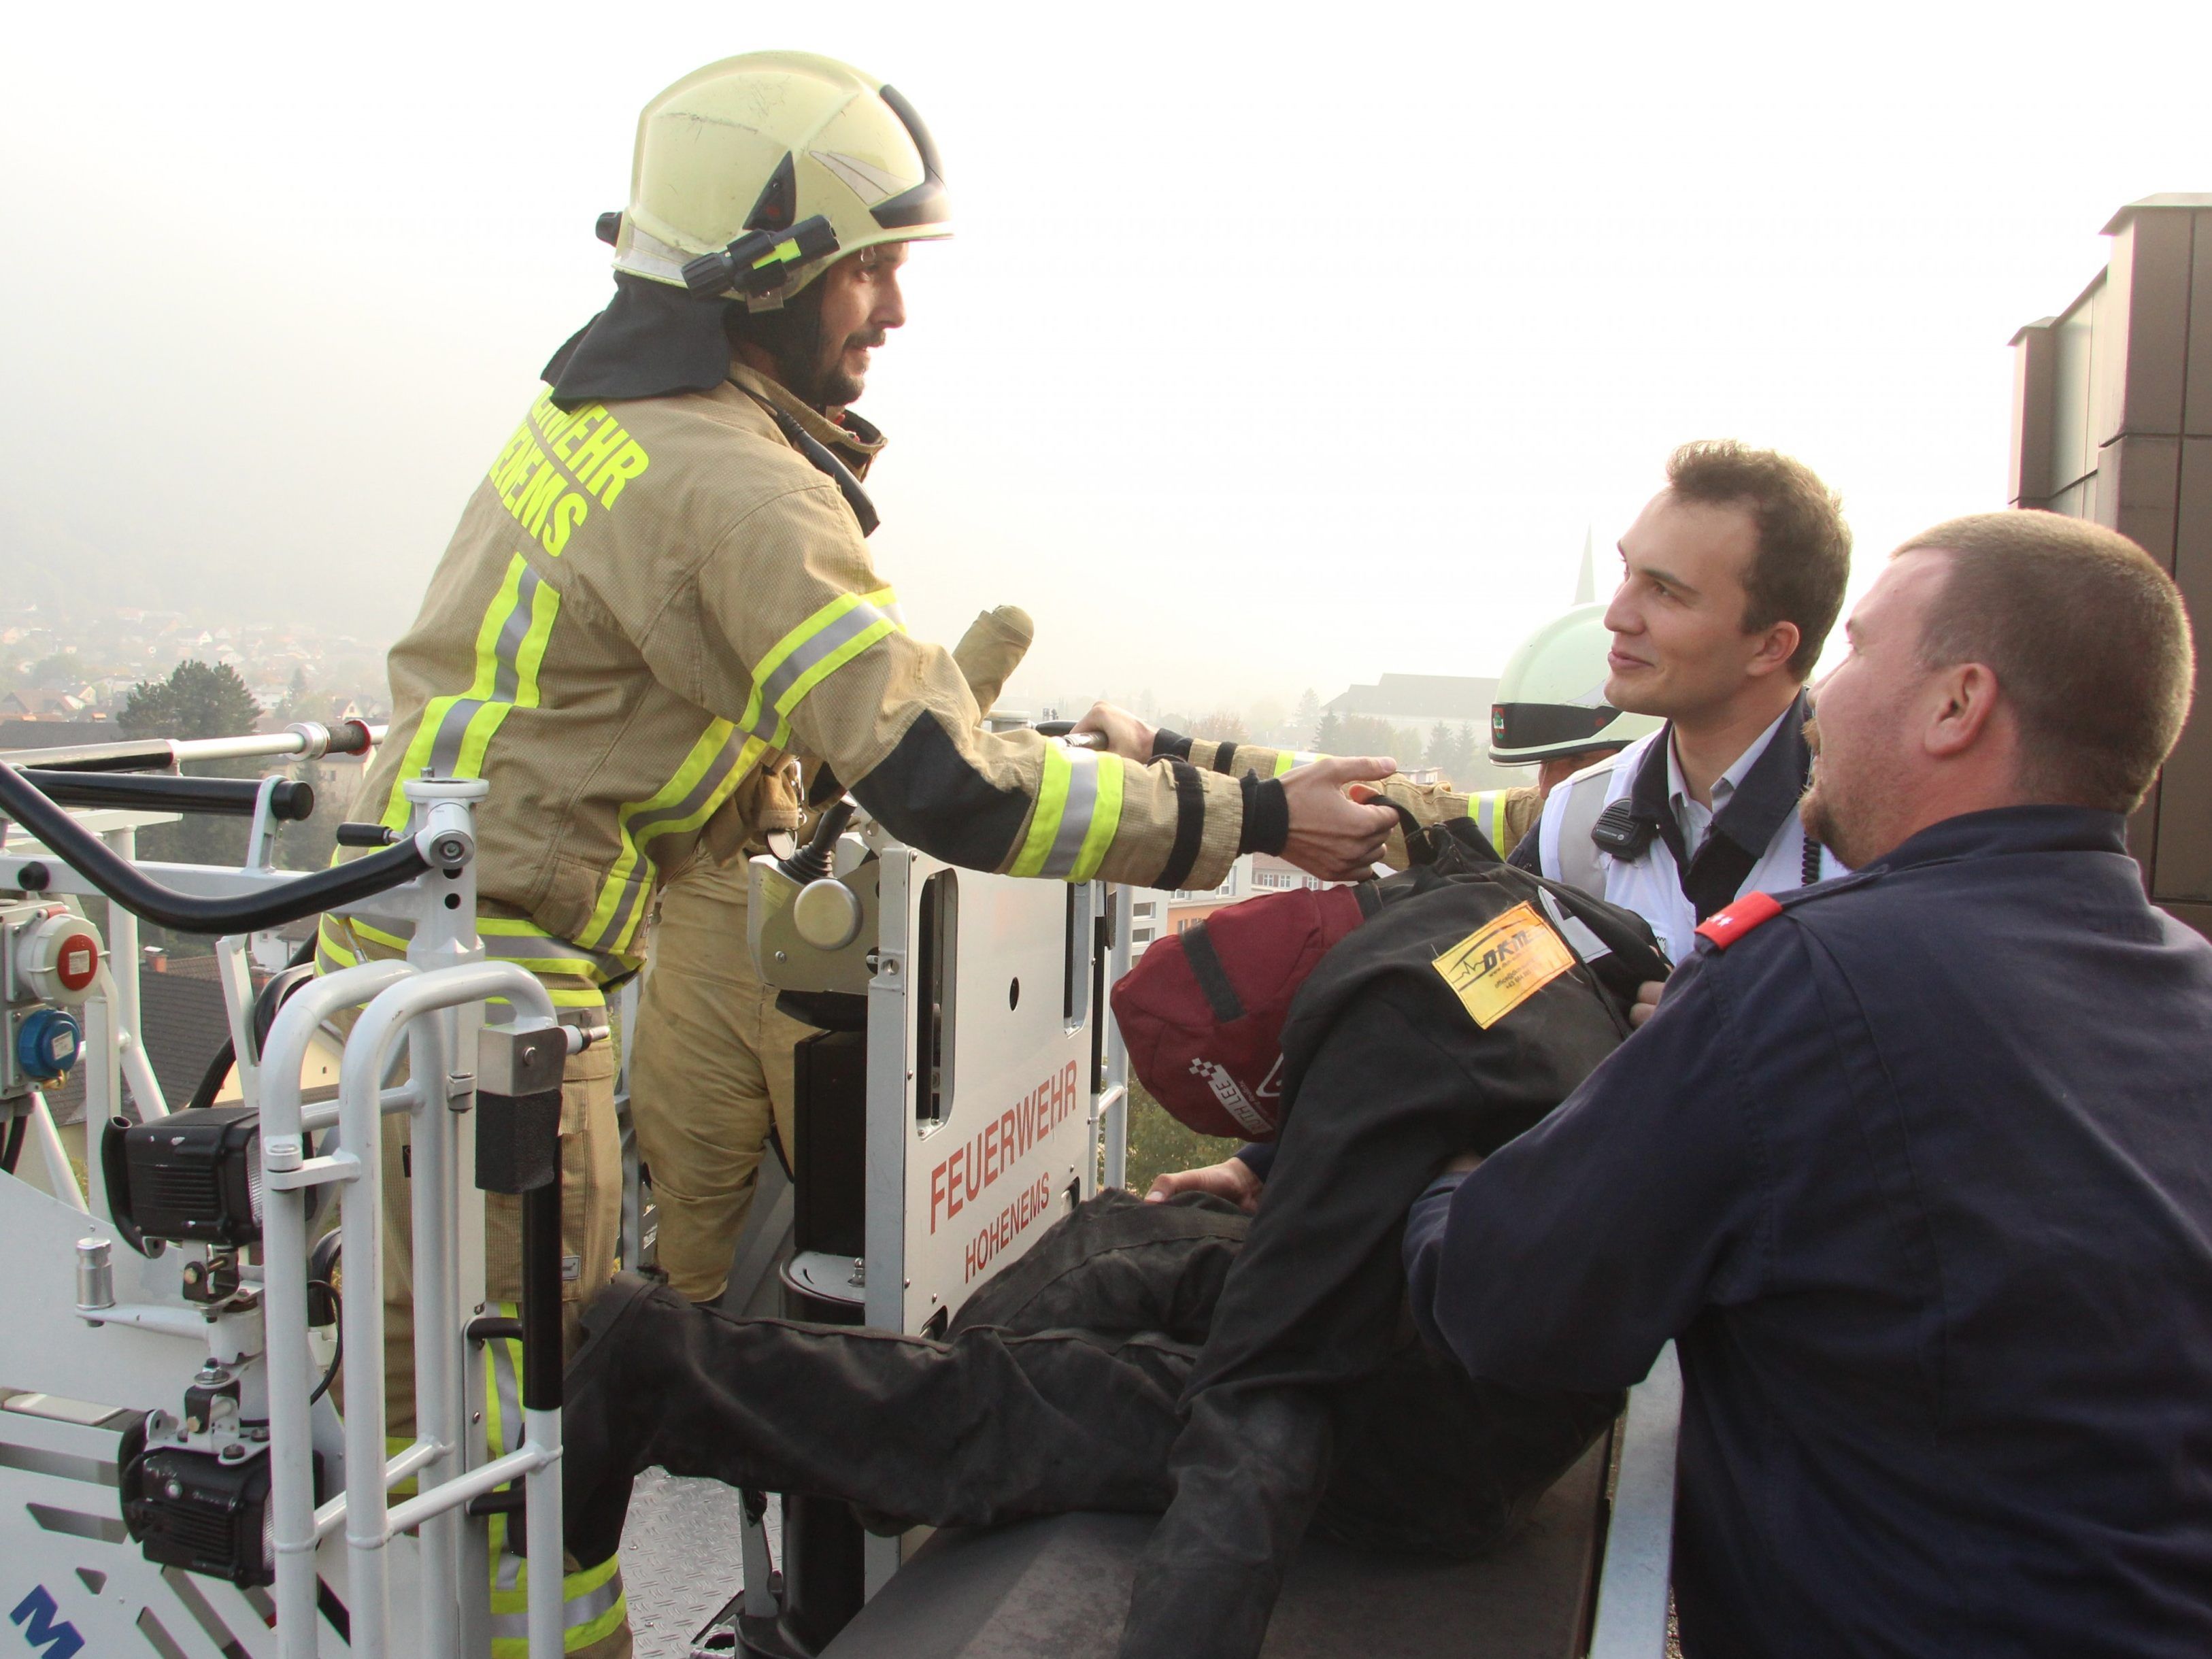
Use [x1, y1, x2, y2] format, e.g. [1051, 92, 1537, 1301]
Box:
[107, 1106, 264, 1249]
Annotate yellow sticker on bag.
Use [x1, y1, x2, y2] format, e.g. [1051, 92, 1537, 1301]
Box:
[1430, 901, 1576, 1028]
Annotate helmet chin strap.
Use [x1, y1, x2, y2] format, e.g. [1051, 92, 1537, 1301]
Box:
[731, 285, 833, 412]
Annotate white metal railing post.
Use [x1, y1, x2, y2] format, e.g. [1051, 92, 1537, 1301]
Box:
[405, 1009, 465, 1652]
[334, 962, 563, 1659]
[1588, 1341, 1683, 1659]
[21, 1089, 86, 1209]
[525, 1395, 565, 1658]
[88, 962, 170, 1129]
[261, 959, 422, 1659]
[101, 824, 142, 1044]
[213, 935, 260, 1111]
[400, 777, 484, 1659]
[1101, 884, 1133, 1192]
[97, 822, 167, 1133]
[12, 741, 601, 1659]
[79, 984, 117, 1219]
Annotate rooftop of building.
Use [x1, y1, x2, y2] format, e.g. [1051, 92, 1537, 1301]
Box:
[1325, 673, 1498, 722]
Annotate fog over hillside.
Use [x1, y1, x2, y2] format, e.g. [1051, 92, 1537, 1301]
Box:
[3, 1, 2201, 718]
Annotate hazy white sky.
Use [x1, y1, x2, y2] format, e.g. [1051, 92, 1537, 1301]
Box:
[3, 1, 2205, 716]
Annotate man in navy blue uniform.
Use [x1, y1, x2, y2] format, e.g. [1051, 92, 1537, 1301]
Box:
[1406, 509, 2211, 1657]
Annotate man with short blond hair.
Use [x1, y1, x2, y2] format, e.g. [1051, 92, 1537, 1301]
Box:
[1407, 510, 2212, 1658]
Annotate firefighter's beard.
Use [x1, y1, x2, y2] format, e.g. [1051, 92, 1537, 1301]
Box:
[731, 292, 853, 413]
[811, 328, 885, 412]
[1799, 778, 1845, 869]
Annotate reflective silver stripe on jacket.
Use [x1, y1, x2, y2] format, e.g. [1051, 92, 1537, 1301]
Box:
[430, 562, 551, 778]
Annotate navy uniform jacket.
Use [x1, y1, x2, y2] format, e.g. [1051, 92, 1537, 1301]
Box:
[1404, 806, 2212, 1658]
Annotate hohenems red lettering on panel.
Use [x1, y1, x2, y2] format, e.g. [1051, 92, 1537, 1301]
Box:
[930, 1061, 1081, 1235]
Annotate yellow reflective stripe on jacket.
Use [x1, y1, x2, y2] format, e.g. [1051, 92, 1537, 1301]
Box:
[316, 914, 361, 973]
[1011, 746, 1127, 881]
[480, 1304, 627, 1653]
[1073, 752, 1126, 882]
[572, 584, 905, 954]
[318, 914, 616, 1013]
[380, 553, 562, 828]
[344, 913, 628, 984]
[1469, 790, 1505, 848]
[488, 1554, 626, 1656]
[576, 721, 766, 955]
[477, 918, 631, 988]
[1272, 750, 1320, 777]
[326, 912, 624, 989]
[739, 584, 904, 749]
[384, 1434, 422, 1500]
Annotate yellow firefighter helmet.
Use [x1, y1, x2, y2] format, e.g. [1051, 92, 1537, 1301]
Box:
[609, 51, 952, 306]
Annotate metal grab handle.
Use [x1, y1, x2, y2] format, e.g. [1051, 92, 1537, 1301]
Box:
[0, 760, 429, 933]
[1033, 720, 1102, 748]
[522, 1181, 563, 1416]
[4, 718, 381, 774]
[1588, 1342, 1683, 1659]
[17, 766, 316, 820]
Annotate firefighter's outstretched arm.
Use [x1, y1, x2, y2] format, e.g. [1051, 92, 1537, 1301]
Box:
[1073, 699, 1484, 865]
[692, 486, 1396, 888]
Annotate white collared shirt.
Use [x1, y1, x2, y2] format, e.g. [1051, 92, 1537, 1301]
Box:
[1535, 711, 1844, 965]
[1668, 705, 1792, 859]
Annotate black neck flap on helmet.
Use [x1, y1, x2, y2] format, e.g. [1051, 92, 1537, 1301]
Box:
[541, 271, 735, 408]
[543, 169, 840, 410]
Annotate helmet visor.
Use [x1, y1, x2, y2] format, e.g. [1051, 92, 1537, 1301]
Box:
[1491, 701, 1622, 754]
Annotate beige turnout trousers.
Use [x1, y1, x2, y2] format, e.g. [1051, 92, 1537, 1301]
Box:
[629, 859, 818, 1303]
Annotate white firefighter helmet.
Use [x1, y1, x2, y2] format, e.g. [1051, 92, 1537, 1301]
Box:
[1489, 603, 1663, 765]
[610, 52, 952, 306]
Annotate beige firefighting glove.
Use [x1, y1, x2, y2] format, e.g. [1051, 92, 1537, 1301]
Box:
[950, 605, 1034, 714]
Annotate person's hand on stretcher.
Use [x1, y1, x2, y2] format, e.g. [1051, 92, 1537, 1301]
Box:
[1146, 1157, 1265, 1214]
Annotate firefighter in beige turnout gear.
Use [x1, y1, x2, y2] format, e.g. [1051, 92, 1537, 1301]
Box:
[631, 605, 1035, 1303]
[320, 51, 1395, 1652]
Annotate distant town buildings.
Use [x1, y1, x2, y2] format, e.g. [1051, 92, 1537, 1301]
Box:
[0, 688, 95, 719]
[0, 600, 390, 729]
[1323, 673, 1520, 792]
[1324, 672, 1498, 733]
[1128, 852, 1342, 956]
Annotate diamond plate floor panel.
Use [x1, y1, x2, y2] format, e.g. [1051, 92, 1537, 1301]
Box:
[622, 1468, 759, 1659]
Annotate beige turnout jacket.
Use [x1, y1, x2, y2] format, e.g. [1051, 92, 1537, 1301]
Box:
[345, 362, 1250, 979]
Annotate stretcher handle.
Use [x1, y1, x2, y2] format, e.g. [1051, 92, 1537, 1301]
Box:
[0, 759, 429, 933]
[17, 766, 316, 821]
[7, 718, 378, 774]
[1033, 720, 1103, 748]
